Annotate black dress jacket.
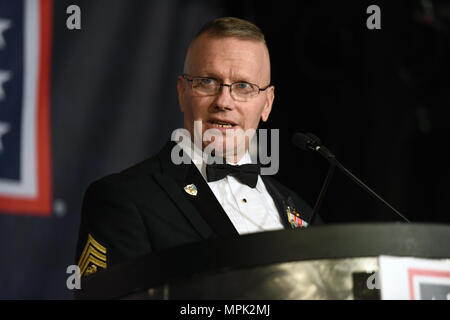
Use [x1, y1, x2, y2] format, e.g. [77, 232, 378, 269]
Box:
[75, 141, 318, 275]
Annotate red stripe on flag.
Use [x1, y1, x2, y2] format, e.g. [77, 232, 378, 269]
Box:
[408, 268, 450, 300]
[0, 0, 53, 216]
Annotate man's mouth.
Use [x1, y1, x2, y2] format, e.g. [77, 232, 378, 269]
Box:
[207, 120, 237, 129]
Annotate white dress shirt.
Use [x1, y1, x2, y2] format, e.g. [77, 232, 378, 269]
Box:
[176, 130, 284, 235]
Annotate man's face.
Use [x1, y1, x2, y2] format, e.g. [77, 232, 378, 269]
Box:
[177, 34, 274, 160]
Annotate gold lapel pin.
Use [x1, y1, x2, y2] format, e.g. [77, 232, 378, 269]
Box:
[184, 184, 198, 196]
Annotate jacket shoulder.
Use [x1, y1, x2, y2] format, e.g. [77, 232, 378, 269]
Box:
[89, 142, 169, 190]
[75, 145, 171, 270]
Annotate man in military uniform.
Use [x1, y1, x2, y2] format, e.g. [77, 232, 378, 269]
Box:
[75, 17, 318, 277]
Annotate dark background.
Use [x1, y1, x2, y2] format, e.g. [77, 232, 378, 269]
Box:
[0, 0, 449, 298]
[242, 0, 450, 224]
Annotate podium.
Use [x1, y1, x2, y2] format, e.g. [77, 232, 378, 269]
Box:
[75, 223, 450, 299]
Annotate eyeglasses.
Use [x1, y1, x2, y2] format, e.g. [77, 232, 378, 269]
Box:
[182, 75, 271, 102]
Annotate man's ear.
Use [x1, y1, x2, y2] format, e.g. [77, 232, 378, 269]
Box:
[177, 76, 186, 112]
[261, 85, 275, 122]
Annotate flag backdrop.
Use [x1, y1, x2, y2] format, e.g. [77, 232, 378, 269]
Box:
[0, 0, 52, 216]
[0, 0, 222, 299]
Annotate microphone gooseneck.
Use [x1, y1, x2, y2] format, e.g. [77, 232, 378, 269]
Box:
[292, 132, 410, 224]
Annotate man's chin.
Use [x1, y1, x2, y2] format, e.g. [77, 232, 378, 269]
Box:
[202, 139, 248, 162]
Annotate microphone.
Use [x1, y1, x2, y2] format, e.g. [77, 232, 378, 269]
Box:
[292, 132, 410, 224]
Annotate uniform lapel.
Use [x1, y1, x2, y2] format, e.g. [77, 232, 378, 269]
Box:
[261, 176, 291, 229]
[182, 165, 239, 237]
[154, 141, 238, 239]
[261, 176, 311, 229]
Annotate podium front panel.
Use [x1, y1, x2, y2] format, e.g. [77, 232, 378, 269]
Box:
[77, 223, 450, 299]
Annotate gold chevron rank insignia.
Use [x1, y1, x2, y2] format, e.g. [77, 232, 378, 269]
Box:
[77, 234, 107, 277]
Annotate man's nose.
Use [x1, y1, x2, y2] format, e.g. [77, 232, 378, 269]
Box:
[214, 84, 234, 111]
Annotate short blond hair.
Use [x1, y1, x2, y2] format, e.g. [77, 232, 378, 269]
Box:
[194, 17, 266, 44]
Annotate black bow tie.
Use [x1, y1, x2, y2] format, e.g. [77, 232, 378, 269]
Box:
[206, 163, 261, 188]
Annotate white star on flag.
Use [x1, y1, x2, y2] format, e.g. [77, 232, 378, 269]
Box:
[0, 18, 12, 49]
[0, 122, 10, 153]
[0, 70, 12, 101]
